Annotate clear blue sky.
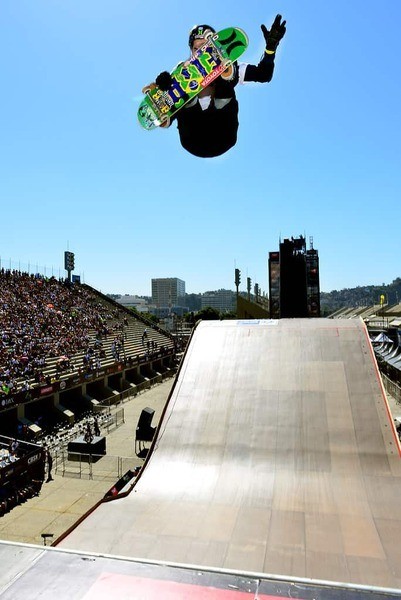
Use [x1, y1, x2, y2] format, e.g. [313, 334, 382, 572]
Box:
[1, 1, 400, 297]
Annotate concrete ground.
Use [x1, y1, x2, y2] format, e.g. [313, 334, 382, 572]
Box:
[0, 376, 400, 550]
[0, 378, 174, 547]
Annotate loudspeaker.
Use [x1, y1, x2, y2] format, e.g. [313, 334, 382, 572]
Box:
[137, 407, 155, 431]
[135, 407, 156, 455]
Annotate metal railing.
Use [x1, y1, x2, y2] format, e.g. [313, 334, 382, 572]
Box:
[96, 408, 125, 432]
[54, 451, 133, 481]
[52, 408, 126, 479]
[0, 257, 72, 281]
[382, 373, 401, 405]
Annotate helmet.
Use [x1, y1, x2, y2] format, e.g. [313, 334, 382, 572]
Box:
[188, 24, 216, 47]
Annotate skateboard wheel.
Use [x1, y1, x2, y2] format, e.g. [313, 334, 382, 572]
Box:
[221, 64, 234, 80]
[142, 84, 156, 94]
[160, 115, 171, 128]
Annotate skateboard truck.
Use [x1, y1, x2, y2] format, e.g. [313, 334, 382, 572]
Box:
[41, 533, 54, 546]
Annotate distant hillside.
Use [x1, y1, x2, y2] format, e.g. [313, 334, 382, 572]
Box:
[321, 277, 401, 314]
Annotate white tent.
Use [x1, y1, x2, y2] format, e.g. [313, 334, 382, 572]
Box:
[373, 332, 393, 343]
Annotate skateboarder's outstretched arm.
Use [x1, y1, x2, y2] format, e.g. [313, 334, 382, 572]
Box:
[151, 15, 286, 91]
[242, 15, 286, 83]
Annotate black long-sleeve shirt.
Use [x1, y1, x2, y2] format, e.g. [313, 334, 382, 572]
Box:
[243, 50, 275, 83]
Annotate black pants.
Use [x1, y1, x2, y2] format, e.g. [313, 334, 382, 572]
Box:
[176, 97, 239, 158]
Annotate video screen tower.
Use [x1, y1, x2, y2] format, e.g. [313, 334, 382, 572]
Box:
[268, 235, 320, 318]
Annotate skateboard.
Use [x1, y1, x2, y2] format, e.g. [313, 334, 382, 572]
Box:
[137, 27, 249, 130]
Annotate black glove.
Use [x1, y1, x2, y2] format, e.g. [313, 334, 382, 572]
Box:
[261, 14, 286, 52]
[155, 71, 173, 91]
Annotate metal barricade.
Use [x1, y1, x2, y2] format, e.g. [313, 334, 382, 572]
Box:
[54, 451, 132, 481]
[382, 373, 401, 404]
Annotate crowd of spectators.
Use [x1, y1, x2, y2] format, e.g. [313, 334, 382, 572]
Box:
[0, 269, 119, 397]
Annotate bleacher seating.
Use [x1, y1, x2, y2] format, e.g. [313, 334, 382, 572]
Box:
[0, 269, 176, 408]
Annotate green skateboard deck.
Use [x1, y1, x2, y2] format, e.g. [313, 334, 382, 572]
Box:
[137, 27, 248, 130]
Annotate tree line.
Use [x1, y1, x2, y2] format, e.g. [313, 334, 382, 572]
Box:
[320, 277, 401, 314]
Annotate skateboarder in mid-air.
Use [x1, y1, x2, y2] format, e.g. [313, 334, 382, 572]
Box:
[151, 15, 286, 158]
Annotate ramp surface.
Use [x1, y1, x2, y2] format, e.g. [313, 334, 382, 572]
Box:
[58, 319, 401, 589]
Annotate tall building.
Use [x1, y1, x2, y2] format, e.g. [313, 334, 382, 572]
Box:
[116, 295, 148, 313]
[268, 236, 320, 318]
[151, 278, 186, 308]
[201, 289, 235, 313]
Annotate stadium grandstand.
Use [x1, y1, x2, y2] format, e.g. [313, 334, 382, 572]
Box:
[0, 268, 178, 520]
[0, 268, 178, 438]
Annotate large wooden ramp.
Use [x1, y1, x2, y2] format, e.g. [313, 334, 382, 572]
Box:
[59, 318, 401, 589]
